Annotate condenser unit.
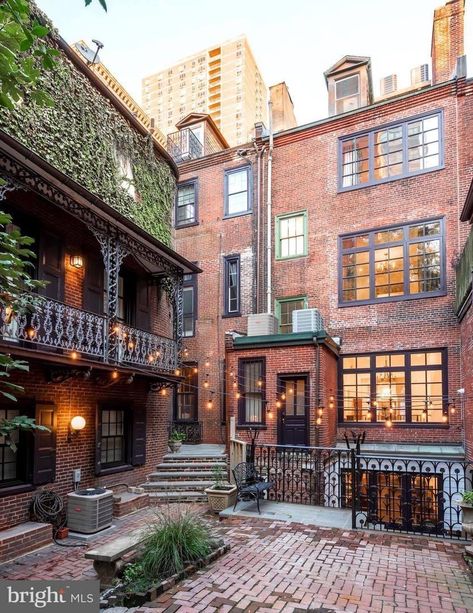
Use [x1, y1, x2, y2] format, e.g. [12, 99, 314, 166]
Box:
[292, 308, 324, 334]
[247, 313, 279, 336]
[67, 488, 113, 534]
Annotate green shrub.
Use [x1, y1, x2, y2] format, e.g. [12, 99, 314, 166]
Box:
[139, 511, 214, 579]
[121, 561, 150, 594]
[463, 491, 473, 505]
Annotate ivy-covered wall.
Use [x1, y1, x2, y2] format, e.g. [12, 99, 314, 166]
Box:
[0, 15, 175, 245]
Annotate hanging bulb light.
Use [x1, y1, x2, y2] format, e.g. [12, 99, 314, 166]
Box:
[205, 358, 210, 368]
[257, 379, 263, 388]
[276, 400, 281, 409]
[203, 379, 209, 389]
[236, 392, 241, 399]
[161, 388, 167, 396]
[316, 417, 322, 426]
[385, 418, 393, 428]
[317, 407, 323, 417]
[281, 393, 286, 401]
[112, 369, 119, 380]
[193, 366, 198, 374]
[233, 380, 237, 389]
[442, 413, 448, 423]
[175, 368, 181, 376]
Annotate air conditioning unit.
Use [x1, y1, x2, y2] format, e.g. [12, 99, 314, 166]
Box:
[67, 488, 113, 534]
[247, 313, 279, 336]
[292, 308, 324, 334]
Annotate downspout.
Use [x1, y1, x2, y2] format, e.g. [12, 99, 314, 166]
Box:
[266, 101, 274, 314]
[253, 140, 267, 314]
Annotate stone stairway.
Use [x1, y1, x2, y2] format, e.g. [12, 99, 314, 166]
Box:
[141, 444, 228, 503]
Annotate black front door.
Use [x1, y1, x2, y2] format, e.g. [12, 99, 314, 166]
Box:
[279, 376, 308, 446]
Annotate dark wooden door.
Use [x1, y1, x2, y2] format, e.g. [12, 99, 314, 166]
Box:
[38, 233, 64, 301]
[279, 376, 308, 446]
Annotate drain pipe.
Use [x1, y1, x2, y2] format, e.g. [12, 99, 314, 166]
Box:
[253, 140, 267, 314]
[266, 101, 274, 314]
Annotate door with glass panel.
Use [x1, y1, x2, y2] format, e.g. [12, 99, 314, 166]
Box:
[279, 376, 308, 446]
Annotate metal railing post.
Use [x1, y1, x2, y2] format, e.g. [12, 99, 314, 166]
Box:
[351, 448, 357, 529]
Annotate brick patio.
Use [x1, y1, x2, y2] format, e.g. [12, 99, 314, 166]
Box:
[1, 506, 472, 612]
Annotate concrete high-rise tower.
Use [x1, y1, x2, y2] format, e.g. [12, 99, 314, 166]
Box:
[142, 36, 268, 146]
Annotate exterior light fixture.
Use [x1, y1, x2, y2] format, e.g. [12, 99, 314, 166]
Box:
[70, 351, 79, 360]
[207, 399, 213, 409]
[68, 415, 86, 442]
[111, 369, 119, 380]
[70, 255, 84, 269]
[25, 324, 37, 340]
[316, 417, 322, 426]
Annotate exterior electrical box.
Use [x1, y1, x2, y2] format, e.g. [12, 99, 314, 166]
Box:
[67, 488, 113, 534]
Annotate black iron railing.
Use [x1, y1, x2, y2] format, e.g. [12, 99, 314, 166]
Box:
[251, 443, 473, 540]
[170, 421, 203, 444]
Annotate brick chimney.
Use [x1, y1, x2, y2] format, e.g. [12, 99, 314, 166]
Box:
[431, 0, 465, 84]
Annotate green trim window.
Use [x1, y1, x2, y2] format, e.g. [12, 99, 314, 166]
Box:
[275, 296, 307, 333]
[276, 211, 308, 260]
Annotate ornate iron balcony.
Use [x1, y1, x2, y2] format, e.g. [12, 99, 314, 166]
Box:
[167, 128, 203, 162]
[0, 296, 178, 374]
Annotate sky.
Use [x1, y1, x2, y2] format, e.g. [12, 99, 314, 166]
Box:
[36, 0, 472, 127]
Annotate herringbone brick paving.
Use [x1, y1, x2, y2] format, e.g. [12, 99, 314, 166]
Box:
[1, 506, 472, 612]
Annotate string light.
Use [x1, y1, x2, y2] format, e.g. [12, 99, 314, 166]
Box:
[70, 351, 79, 360]
[160, 388, 167, 396]
[316, 417, 322, 426]
[112, 369, 119, 380]
[175, 368, 181, 376]
[385, 418, 393, 428]
[193, 367, 198, 374]
[257, 379, 263, 388]
[276, 400, 281, 409]
[236, 392, 241, 399]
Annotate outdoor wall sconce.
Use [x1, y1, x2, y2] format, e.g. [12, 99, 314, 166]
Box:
[24, 324, 37, 340]
[70, 255, 84, 269]
[68, 415, 86, 442]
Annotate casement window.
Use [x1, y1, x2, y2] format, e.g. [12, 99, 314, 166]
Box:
[276, 211, 308, 260]
[183, 274, 197, 337]
[339, 112, 442, 190]
[340, 349, 447, 424]
[339, 218, 445, 305]
[224, 255, 240, 316]
[224, 167, 251, 216]
[175, 181, 197, 227]
[175, 364, 198, 421]
[238, 358, 265, 425]
[335, 74, 360, 114]
[275, 296, 307, 334]
[0, 401, 56, 496]
[96, 404, 145, 474]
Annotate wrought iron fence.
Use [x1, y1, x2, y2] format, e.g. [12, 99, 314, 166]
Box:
[116, 323, 178, 373]
[352, 454, 473, 539]
[252, 443, 473, 540]
[170, 421, 203, 444]
[253, 444, 354, 507]
[0, 298, 179, 373]
[1, 296, 107, 358]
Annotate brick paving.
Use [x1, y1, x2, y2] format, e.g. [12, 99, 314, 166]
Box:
[0, 507, 472, 612]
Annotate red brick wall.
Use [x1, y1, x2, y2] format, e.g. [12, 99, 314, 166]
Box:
[174, 154, 257, 443]
[431, 0, 465, 85]
[461, 301, 473, 459]
[174, 81, 473, 450]
[0, 361, 169, 531]
[225, 342, 338, 448]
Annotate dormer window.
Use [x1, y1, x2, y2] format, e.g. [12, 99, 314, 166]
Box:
[335, 74, 360, 114]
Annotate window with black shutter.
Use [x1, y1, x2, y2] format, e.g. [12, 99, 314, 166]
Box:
[39, 233, 64, 301]
[83, 255, 104, 314]
[95, 404, 146, 475]
[32, 402, 57, 485]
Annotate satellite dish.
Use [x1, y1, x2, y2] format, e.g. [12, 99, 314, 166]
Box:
[73, 40, 103, 65]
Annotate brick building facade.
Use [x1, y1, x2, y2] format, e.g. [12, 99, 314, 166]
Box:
[0, 17, 198, 544]
[172, 0, 473, 459]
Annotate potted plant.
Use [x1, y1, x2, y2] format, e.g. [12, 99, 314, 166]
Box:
[205, 465, 237, 513]
[168, 429, 186, 453]
[460, 491, 473, 535]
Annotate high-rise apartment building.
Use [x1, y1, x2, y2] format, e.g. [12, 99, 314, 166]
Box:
[141, 36, 268, 146]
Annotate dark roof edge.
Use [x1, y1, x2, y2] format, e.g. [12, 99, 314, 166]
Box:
[270, 78, 463, 142]
[460, 176, 473, 222]
[0, 129, 200, 275]
[232, 331, 340, 355]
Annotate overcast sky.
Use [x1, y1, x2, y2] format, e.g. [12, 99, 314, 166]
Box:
[37, 0, 472, 127]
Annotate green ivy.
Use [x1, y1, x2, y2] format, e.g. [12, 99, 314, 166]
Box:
[0, 10, 175, 245]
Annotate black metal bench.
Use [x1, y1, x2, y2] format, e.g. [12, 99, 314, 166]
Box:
[232, 462, 273, 514]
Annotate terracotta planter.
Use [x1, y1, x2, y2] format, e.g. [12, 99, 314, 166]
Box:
[460, 501, 473, 535]
[205, 485, 237, 513]
[168, 440, 182, 453]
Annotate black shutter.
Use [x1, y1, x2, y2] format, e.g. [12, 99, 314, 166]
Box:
[131, 406, 146, 466]
[95, 406, 102, 475]
[84, 256, 104, 314]
[135, 279, 150, 331]
[33, 402, 57, 485]
[39, 233, 64, 301]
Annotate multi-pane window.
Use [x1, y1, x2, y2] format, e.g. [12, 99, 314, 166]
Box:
[335, 74, 360, 114]
[224, 255, 240, 316]
[183, 274, 197, 337]
[0, 408, 19, 484]
[340, 219, 444, 304]
[239, 359, 265, 424]
[340, 350, 447, 424]
[276, 296, 307, 334]
[283, 379, 306, 416]
[176, 364, 198, 421]
[276, 211, 307, 259]
[225, 167, 251, 216]
[101, 409, 126, 467]
[176, 182, 197, 227]
[339, 112, 442, 190]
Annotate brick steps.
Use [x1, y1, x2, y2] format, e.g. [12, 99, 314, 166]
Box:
[148, 491, 208, 503]
[156, 461, 227, 471]
[149, 471, 216, 481]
